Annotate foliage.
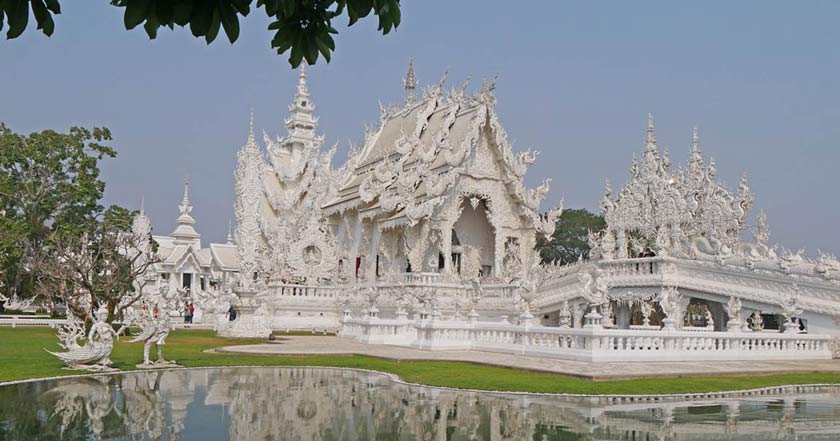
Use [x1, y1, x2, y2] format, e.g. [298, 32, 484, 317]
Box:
[3, 328, 840, 396]
[537, 208, 606, 265]
[0, 123, 116, 301]
[0, 0, 401, 67]
[29, 208, 159, 323]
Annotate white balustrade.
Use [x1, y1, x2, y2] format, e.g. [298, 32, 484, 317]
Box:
[340, 318, 833, 362]
[0, 315, 65, 328]
[271, 284, 337, 299]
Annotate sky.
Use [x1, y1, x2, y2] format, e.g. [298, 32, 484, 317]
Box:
[1, 1, 839, 254]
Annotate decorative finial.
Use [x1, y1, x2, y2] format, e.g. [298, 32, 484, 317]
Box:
[179, 176, 192, 216]
[247, 109, 255, 145]
[140, 195, 145, 215]
[297, 63, 308, 96]
[692, 126, 700, 150]
[403, 58, 417, 104]
[226, 219, 233, 244]
[646, 113, 656, 144]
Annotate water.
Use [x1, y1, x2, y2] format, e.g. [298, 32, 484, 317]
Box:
[1, 367, 839, 440]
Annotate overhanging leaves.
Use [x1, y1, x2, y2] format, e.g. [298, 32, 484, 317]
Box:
[1, 1, 401, 67]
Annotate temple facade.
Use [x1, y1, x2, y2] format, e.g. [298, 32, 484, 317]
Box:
[227, 63, 560, 332]
[216, 62, 840, 361]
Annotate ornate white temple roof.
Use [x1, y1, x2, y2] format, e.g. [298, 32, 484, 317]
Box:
[322, 70, 561, 235]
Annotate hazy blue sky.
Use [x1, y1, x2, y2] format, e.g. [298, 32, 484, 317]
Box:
[1, 1, 838, 254]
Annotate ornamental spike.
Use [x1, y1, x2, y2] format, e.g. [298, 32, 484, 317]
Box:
[403, 58, 417, 104]
[247, 108, 255, 145]
[645, 113, 656, 146]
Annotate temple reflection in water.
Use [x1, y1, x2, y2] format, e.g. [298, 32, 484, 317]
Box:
[1, 367, 839, 440]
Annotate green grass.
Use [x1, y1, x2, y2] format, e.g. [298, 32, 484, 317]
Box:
[2, 327, 839, 395]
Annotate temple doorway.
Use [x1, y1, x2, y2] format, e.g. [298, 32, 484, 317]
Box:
[452, 199, 495, 277]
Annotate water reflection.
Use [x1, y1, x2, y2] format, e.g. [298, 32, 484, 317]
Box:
[1, 367, 840, 440]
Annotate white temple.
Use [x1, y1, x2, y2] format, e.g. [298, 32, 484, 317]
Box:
[170, 61, 840, 360]
[132, 179, 238, 324]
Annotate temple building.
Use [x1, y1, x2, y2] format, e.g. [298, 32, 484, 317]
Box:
[227, 62, 560, 332]
[214, 61, 840, 361]
[133, 179, 239, 302]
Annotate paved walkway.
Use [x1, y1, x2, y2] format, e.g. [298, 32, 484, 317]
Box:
[215, 336, 840, 380]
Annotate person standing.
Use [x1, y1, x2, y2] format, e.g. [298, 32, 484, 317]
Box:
[188, 303, 195, 324]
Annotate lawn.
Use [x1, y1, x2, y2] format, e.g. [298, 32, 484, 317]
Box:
[2, 327, 839, 395]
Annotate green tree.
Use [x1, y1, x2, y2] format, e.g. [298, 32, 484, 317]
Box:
[537, 208, 606, 265]
[30, 208, 158, 323]
[0, 123, 116, 300]
[0, 0, 401, 67]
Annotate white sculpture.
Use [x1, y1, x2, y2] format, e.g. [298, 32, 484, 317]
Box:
[780, 285, 803, 334]
[0, 292, 35, 312]
[47, 307, 118, 372]
[748, 311, 764, 332]
[558, 300, 572, 328]
[657, 287, 686, 330]
[725, 296, 743, 332]
[128, 285, 180, 368]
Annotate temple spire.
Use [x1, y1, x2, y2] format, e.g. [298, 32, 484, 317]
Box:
[179, 176, 191, 215]
[140, 195, 145, 215]
[226, 219, 233, 244]
[283, 64, 318, 144]
[247, 108, 255, 145]
[403, 58, 417, 104]
[692, 126, 700, 150]
[172, 176, 200, 245]
[645, 113, 656, 146]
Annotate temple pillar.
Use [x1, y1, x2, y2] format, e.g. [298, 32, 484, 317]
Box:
[616, 303, 631, 329]
[493, 231, 504, 277]
[440, 224, 452, 274]
[616, 229, 628, 258]
[367, 224, 382, 280]
[348, 214, 362, 258]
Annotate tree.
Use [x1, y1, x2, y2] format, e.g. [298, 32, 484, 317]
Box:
[0, 123, 116, 300]
[0, 0, 401, 67]
[29, 207, 159, 323]
[537, 208, 606, 266]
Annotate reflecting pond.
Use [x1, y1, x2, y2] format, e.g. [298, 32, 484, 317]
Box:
[1, 367, 840, 440]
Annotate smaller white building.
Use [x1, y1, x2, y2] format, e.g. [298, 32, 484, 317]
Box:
[133, 179, 239, 322]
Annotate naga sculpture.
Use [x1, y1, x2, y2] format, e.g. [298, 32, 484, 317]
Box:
[47, 307, 118, 372]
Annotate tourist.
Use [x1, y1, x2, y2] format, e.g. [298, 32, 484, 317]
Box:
[183, 303, 191, 324]
[188, 303, 195, 324]
[226, 306, 237, 321]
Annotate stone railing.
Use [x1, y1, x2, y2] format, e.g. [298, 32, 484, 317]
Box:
[400, 272, 442, 285]
[269, 284, 339, 299]
[340, 317, 417, 345]
[0, 315, 65, 328]
[340, 318, 833, 362]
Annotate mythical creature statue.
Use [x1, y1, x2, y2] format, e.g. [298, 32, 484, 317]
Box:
[640, 301, 653, 327]
[0, 292, 35, 312]
[657, 287, 688, 329]
[128, 285, 180, 368]
[748, 311, 764, 332]
[780, 285, 803, 333]
[558, 300, 572, 328]
[47, 307, 118, 372]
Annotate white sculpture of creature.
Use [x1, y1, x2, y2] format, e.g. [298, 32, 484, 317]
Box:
[780, 285, 804, 333]
[128, 285, 180, 368]
[47, 307, 118, 372]
[748, 311, 764, 332]
[0, 292, 36, 312]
